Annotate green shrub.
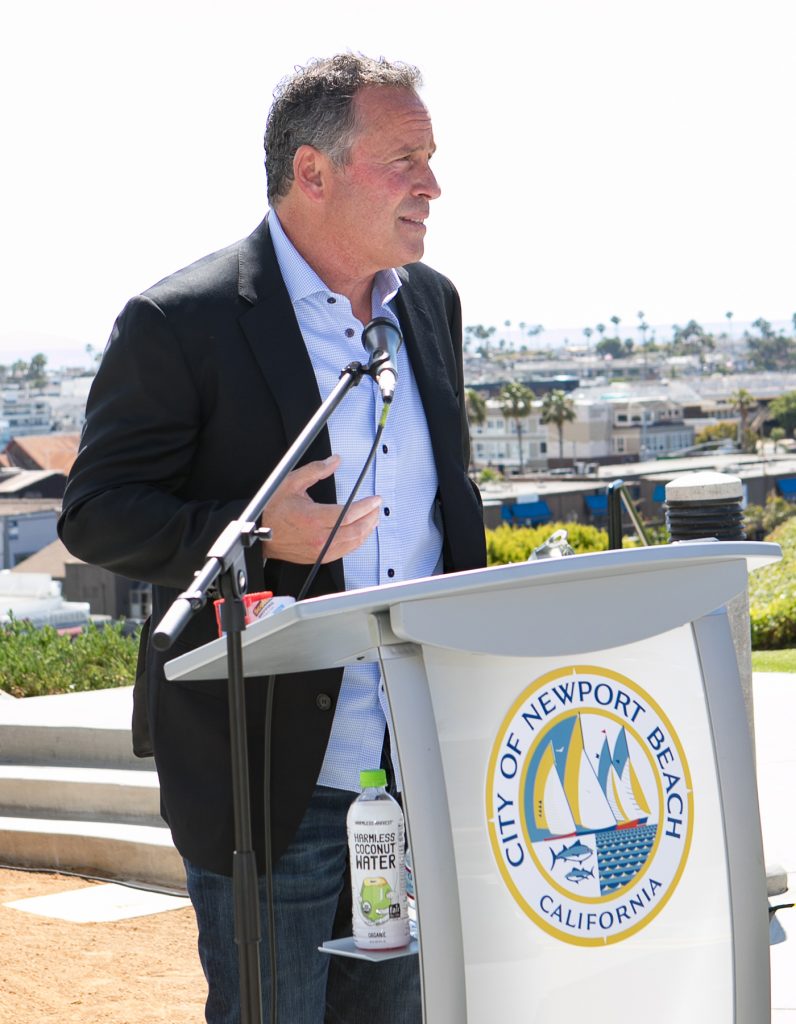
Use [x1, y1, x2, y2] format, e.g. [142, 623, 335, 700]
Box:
[744, 495, 796, 537]
[0, 618, 139, 698]
[486, 522, 610, 565]
[749, 517, 796, 649]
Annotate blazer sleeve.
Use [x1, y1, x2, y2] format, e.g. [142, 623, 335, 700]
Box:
[58, 294, 248, 590]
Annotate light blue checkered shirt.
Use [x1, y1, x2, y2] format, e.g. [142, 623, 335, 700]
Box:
[269, 212, 443, 793]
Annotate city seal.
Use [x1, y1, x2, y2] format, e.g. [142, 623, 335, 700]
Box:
[486, 665, 693, 945]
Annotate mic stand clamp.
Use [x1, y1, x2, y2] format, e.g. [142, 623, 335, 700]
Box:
[152, 358, 371, 1024]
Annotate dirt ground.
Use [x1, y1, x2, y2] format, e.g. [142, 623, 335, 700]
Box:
[0, 868, 207, 1024]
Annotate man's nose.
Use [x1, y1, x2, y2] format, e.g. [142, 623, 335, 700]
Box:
[415, 163, 441, 200]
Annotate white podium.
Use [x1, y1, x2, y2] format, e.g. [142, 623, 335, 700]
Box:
[166, 541, 780, 1023]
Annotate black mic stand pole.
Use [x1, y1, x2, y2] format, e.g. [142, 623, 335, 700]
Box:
[151, 357, 381, 1024]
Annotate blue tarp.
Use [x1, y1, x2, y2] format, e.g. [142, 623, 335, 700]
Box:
[776, 477, 796, 498]
[584, 494, 608, 514]
[501, 501, 552, 526]
[652, 484, 667, 503]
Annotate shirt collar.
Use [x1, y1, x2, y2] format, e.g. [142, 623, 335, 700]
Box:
[269, 209, 402, 312]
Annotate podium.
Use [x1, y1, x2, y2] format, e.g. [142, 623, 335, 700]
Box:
[166, 540, 780, 1023]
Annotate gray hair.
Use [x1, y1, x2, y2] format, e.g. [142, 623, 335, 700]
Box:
[264, 54, 422, 207]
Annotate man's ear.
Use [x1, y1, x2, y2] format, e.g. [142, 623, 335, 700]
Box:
[292, 145, 328, 202]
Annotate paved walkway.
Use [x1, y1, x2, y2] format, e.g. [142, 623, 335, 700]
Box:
[2, 675, 795, 1017]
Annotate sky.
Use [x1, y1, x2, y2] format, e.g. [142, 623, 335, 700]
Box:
[2, 0, 795, 365]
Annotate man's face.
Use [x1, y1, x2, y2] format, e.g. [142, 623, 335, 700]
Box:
[322, 86, 441, 279]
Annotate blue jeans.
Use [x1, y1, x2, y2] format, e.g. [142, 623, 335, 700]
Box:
[184, 786, 421, 1024]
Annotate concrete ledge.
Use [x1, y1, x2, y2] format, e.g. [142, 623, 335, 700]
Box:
[0, 765, 161, 821]
[0, 816, 186, 892]
[0, 723, 143, 769]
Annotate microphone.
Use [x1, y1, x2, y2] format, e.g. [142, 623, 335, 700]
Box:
[361, 317, 403, 404]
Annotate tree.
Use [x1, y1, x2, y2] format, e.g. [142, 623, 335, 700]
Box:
[671, 320, 715, 367]
[499, 381, 534, 473]
[465, 323, 496, 359]
[770, 427, 786, 453]
[610, 314, 621, 339]
[596, 337, 624, 359]
[27, 352, 48, 387]
[746, 331, 796, 372]
[540, 388, 576, 460]
[769, 391, 796, 438]
[730, 388, 757, 451]
[636, 311, 649, 349]
[694, 421, 738, 446]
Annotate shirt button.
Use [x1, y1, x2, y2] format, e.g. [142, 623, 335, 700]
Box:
[384, 507, 391, 516]
[315, 693, 333, 711]
[387, 568, 395, 578]
[327, 296, 336, 304]
[382, 444, 388, 454]
[345, 328, 355, 338]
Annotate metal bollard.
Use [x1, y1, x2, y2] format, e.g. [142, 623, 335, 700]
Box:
[664, 471, 754, 753]
[665, 471, 745, 542]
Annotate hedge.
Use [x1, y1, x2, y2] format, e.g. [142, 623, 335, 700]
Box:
[749, 516, 796, 649]
[487, 519, 796, 652]
[486, 522, 611, 564]
[0, 618, 139, 698]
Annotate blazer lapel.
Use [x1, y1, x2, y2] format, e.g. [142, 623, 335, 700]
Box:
[393, 277, 462, 471]
[237, 218, 333, 469]
[236, 217, 343, 592]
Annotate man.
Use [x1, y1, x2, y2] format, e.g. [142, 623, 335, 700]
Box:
[59, 54, 486, 1022]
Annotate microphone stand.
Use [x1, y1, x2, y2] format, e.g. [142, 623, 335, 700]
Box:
[151, 356, 383, 1024]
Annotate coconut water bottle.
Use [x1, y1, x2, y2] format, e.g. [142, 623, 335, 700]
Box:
[347, 769, 410, 950]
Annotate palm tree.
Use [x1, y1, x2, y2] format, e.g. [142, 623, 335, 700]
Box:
[610, 314, 621, 340]
[541, 388, 576, 460]
[730, 388, 756, 451]
[499, 381, 534, 473]
[465, 388, 487, 471]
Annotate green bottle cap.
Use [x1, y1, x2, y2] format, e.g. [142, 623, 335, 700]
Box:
[360, 769, 387, 789]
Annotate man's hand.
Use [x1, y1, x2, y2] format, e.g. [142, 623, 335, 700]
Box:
[260, 455, 380, 564]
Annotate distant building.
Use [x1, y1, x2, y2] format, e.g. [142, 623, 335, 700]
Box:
[0, 375, 92, 445]
[13, 538, 152, 622]
[470, 399, 549, 471]
[0, 391, 51, 441]
[545, 384, 695, 463]
[2, 432, 80, 475]
[0, 571, 90, 630]
[0, 468, 66, 499]
[0, 500, 61, 569]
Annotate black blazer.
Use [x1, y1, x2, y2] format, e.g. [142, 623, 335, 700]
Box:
[59, 216, 486, 874]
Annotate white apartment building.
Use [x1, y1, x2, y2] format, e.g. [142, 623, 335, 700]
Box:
[540, 386, 694, 462]
[470, 398, 549, 471]
[609, 397, 694, 458]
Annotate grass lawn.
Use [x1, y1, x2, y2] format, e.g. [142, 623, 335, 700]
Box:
[752, 648, 796, 673]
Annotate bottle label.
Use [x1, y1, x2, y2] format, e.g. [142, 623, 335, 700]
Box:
[348, 807, 409, 948]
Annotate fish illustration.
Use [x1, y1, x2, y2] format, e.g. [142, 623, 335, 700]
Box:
[565, 866, 595, 884]
[551, 840, 592, 868]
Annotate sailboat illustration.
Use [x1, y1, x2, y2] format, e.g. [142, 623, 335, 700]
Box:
[528, 715, 650, 843]
[597, 726, 651, 830]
